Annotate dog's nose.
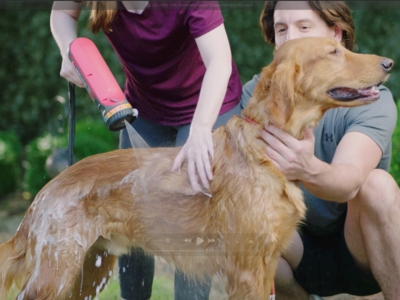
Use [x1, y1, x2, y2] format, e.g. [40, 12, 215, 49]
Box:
[381, 58, 393, 73]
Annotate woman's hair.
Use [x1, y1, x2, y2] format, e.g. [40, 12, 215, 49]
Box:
[85, 1, 118, 34]
[259, 1, 356, 50]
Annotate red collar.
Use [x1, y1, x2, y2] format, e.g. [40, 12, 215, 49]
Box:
[244, 116, 259, 126]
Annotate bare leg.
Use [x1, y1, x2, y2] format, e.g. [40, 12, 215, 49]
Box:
[275, 231, 313, 300]
[346, 169, 400, 300]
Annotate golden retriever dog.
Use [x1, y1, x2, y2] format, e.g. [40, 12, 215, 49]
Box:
[0, 37, 392, 300]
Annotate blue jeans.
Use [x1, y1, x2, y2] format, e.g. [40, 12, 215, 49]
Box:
[118, 102, 241, 300]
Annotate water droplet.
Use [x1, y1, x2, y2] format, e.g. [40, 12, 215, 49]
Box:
[95, 256, 102, 267]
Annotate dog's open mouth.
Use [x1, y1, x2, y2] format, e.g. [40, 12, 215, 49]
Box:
[326, 84, 381, 102]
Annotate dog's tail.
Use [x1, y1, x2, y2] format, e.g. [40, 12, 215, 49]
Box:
[0, 211, 31, 299]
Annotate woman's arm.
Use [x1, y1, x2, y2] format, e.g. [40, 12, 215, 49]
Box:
[171, 24, 233, 192]
[50, 1, 85, 87]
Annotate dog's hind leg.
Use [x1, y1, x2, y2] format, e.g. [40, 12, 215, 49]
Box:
[14, 230, 109, 300]
[66, 241, 117, 300]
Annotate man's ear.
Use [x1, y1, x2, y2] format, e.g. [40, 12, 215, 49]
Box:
[264, 61, 303, 128]
[333, 25, 343, 42]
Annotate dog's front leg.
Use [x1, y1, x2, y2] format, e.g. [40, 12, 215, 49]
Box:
[225, 255, 268, 300]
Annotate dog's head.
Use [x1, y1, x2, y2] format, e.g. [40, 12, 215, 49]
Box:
[243, 37, 393, 137]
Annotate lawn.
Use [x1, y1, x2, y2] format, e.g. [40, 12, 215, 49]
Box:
[98, 274, 174, 300]
[6, 274, 174, 300]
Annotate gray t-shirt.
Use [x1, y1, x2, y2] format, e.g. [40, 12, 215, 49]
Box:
[241, 74, 397, 236]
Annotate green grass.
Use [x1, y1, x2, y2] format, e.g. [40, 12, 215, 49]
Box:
[6, 275, 174, 300]
[99, 274, 174, 300]
[98, 276, 121, 300]
[149, 276, 175, 300]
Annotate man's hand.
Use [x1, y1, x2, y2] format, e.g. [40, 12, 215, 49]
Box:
[261, 124, 383, 202]
[261, 124, 319, 181]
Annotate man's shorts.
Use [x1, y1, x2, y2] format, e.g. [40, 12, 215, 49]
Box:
[293, 225, 382, 297]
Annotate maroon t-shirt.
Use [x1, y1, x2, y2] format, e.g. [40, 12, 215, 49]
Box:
[102, 1, 242, 125]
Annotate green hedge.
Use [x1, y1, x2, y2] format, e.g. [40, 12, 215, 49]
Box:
[1, 7, 400, 146]
[73, 119, 119, 160]
[390, 100, 400, 185]
[23, 134, 56, 196]
[23, 118, 118, 196]
[0, 131, 22, 196]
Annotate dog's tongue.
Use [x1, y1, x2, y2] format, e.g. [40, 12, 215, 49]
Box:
[327, 86, 379, 101]
[358, 86, 377, 97]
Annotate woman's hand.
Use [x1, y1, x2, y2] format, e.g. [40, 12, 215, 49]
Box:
[170, 24, 232, 194]
[261, 124, 318, 181]
[171, 128, 214, 193]
[50, 2, 84, 87]
[60, 51, 85, 88]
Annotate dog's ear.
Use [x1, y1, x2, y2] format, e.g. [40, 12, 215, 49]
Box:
[253, 62, 277, 103]
[244, 62, 277, 121]
[264, 61, 303, 128]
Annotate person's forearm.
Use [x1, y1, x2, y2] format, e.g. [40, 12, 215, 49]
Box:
[300, 157, 365, 203]
[190, 60, 232, 133]
[50, 3, 80, 57]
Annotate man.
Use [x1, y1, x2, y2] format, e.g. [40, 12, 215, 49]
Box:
[241, 1, 399, 299]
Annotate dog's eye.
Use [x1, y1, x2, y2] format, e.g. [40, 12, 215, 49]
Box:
[330, 49, 339, 55]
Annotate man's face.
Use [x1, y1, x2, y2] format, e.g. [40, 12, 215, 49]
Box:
[274, 1, 342, 50]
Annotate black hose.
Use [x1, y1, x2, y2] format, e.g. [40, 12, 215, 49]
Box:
[68, 82, 76, 167]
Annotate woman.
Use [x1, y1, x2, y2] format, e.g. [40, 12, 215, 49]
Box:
[50, 1, 242, 299]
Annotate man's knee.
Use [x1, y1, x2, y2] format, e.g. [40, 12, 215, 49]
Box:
[356, 169, 399, 217]
[274, 230, 304, 285]
[281, 230, 304, 271]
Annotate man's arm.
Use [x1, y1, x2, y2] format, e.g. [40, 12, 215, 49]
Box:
[301, 131, 382, 202]
[262, 86, 397, 203]
[262, 125, 382, 202]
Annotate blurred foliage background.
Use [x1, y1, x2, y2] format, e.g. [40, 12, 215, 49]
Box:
[0, 1, 400, 206]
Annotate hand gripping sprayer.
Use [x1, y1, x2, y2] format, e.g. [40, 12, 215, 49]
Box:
[68, 37, 138, 131]
[66, 37, 138, 166]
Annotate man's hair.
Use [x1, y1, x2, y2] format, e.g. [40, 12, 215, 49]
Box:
[260, 1, 356, 50]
